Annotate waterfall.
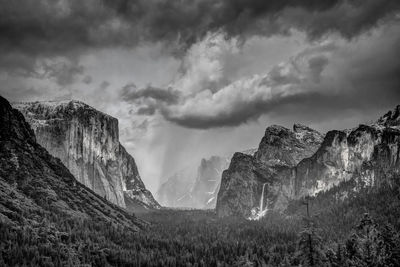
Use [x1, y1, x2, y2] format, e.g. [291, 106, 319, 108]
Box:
[259, 183, 267, 212]
[248, 182, 268, 220]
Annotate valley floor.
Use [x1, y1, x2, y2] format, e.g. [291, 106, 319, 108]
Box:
[2, 180, 400, 266]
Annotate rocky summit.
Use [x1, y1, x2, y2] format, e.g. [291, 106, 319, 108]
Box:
[216, 124, 324, 218]
[254, 124, 324, 167]
[216, 108, 400, 218]
[13, 100, 160, 211]
[0, 95, 142, 230]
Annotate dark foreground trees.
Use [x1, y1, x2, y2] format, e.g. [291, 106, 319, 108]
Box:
[1, 210, 400, 266]
[0, 210, 300, 266]
[329, 213, 400, 267]
[2, 179, 400, 266]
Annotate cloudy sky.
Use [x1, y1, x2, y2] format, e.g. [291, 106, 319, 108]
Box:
[1, 0, 400, 194]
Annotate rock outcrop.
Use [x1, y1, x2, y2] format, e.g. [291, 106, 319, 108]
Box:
[118, 144, 161, 211]
[216, 106, 400, 218]
[190, 156, 230, 208]
[0, 95, 142, 229]
[254, 124, 323, 167]
[216, 124, 324, 218]
[13, 100, 159, 210]
[216, 153, 263, 217]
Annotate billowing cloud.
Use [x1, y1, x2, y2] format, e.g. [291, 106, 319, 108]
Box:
[171, 32, 240, 94]
[126, 22, 400, 129]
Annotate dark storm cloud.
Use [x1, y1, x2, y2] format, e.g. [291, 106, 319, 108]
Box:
[135, 24, 400, 129]
[1, 0, 399, 82]
[161, 92, 325, 129]
[161, 91, 389, 129]
[1, 0, 399, 59]
[120, 84, 180, 104]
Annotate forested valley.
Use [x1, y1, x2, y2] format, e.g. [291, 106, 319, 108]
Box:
[2, 177, 400, 266]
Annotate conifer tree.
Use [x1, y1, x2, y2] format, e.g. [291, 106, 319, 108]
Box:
[344, 213, 400, 267]
[295, 196, 327, 266]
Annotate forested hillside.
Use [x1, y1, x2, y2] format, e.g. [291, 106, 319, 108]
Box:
[2, 177, 400, 266]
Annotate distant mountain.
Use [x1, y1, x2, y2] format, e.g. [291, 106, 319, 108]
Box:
[13, 100, 160, 211]
[190, 156, 231, 209]
[157, 166, 197, 208]
[157, 150, 256, 209]
[216, 107, 400, 218]
[0, 95, 142, 229]
[157, 156, 232, 209]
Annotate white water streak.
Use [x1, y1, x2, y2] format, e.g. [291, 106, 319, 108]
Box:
[260, 183, 267, 212]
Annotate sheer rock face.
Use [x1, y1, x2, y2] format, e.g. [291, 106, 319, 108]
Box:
[191, 156, 230, 209]
[157, 156, 230, 209]
[0, 96, 142, 229]
[216, 153, 264, 217]
[292, 123, 400, 198]
[217, 107, 400, 218]
[13, 100, 159, 210]
[118, 144, 160, 211]
[217, 124, 324, 217]
[157, 167, 197, 208]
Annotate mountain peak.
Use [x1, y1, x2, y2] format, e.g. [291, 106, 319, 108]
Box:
[378, 104, 400, 127]
[255, 123, 323, 167]
[264, 124, 290, 134]
[293, 123, 324, 144]
[13, 99, 116, 122]
[293, 123, 314, 133]
[14, 99, 89, 110]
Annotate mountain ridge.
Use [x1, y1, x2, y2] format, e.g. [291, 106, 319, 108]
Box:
[216, 106, 400, 218]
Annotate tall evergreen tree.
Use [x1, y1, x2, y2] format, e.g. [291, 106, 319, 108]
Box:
[295, 196, 327, 266]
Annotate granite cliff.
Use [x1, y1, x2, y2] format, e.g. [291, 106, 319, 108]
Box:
[0, 95, 142, 229]
[157, 166, 197, 208]
[13, 100, 159, 211]
[190, 156, 230, 209]
[216, 124, 323, 218]
[216, 107, 400, 218]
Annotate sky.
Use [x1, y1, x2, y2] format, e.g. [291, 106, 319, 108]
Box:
[1, 0, 400, 194]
